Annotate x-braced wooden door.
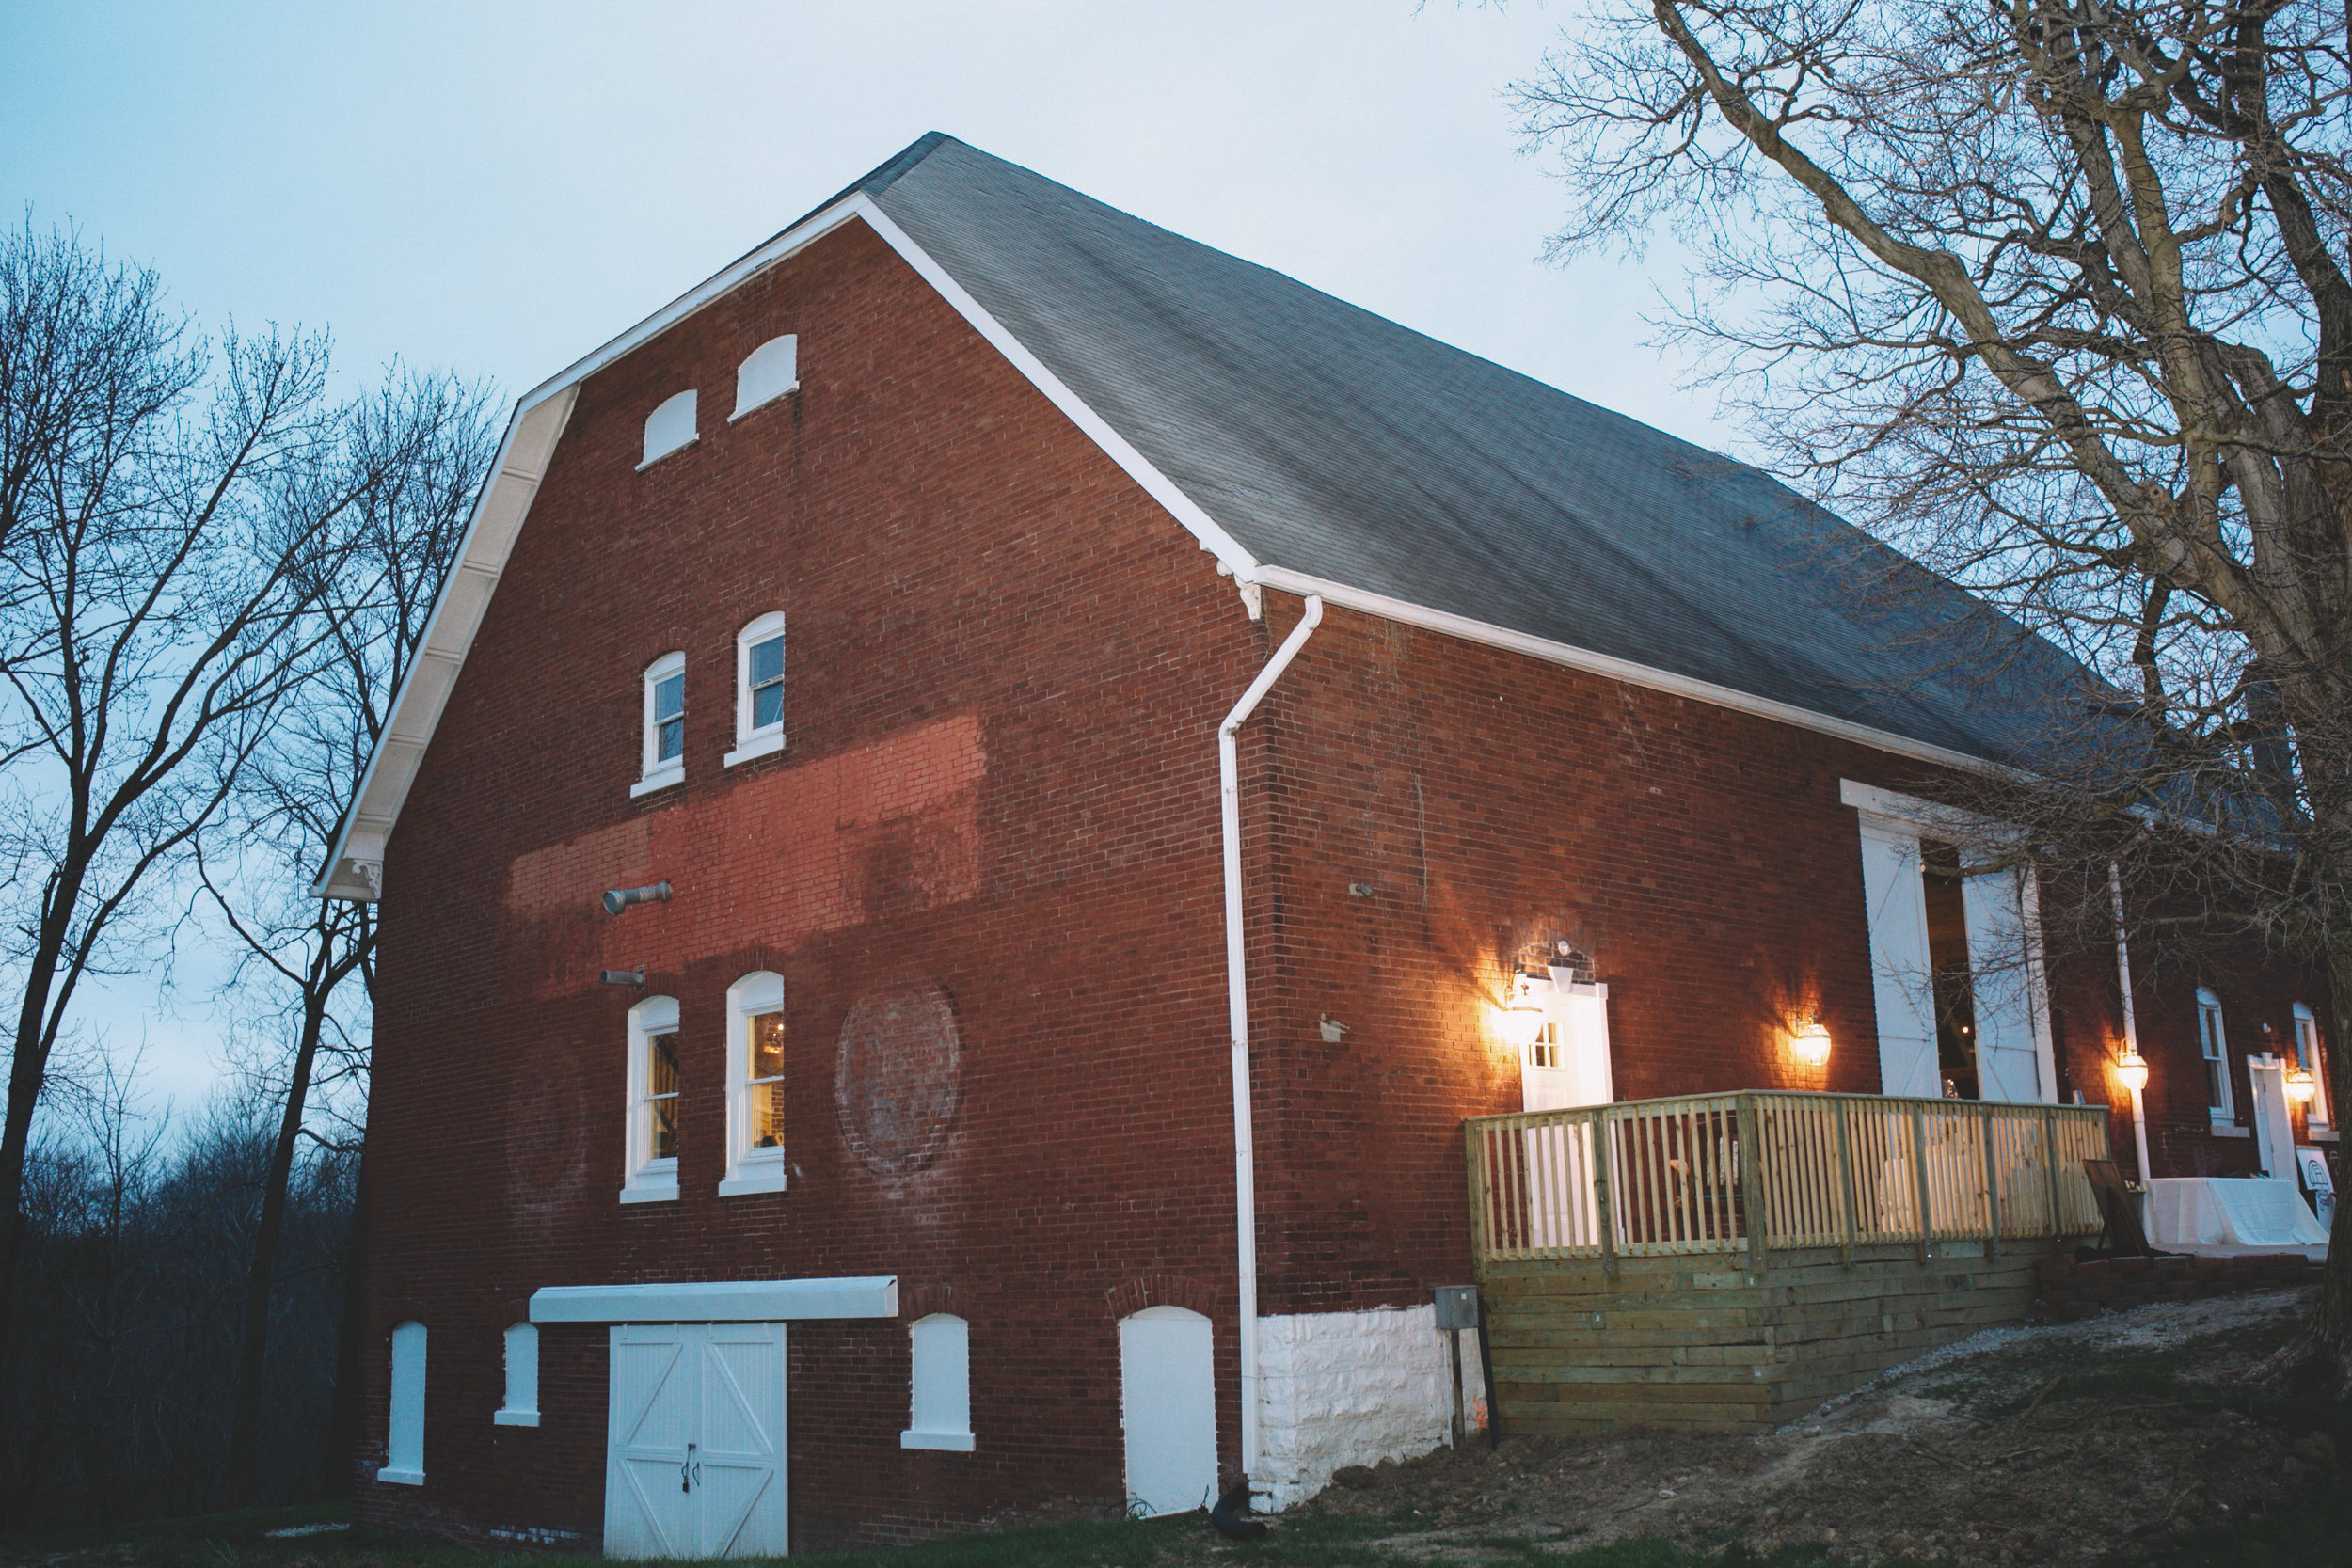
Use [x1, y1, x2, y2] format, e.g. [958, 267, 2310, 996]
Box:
[606, 1323, 787, 1558]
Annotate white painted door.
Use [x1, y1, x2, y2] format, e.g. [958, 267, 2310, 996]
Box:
[606, 1323, 787, 1559]
[2250, 1057, 2295, 1180]
[1118, 1307, 1216, 1518]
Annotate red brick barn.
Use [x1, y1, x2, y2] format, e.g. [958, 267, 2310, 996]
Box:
[316, 134, 2333, 1552]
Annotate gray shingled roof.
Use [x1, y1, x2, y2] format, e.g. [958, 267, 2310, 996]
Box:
[838, 135, 2088, 767]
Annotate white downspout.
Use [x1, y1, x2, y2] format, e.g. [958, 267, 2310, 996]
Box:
[1220, 594, 1323, 1493]
[2110, 863, 2152, 1183]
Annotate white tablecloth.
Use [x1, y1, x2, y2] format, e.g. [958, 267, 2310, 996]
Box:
[2145, 1175, 2328, 1246]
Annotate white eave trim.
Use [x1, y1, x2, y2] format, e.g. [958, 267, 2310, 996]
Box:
[317, 175, 2010, 900]
[1249, 567, 2011, 780]
[530, 1275, 898, 1323]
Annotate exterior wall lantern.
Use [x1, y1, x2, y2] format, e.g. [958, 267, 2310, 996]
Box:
[1501, 973, 1548, 1049]
[1791, 1022, 1832, 1070]
[2115, 1045, 2150, 1095]
[2288, 1066, 2318, 1105]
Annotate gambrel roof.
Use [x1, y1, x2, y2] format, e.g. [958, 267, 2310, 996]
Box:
[318, 134, 2088, 898]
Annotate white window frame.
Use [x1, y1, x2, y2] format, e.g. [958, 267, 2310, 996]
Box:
[2296, 1003, 2330, 1127]
[723, 612, 787, 768]
[900, 1313, 974, 1451]
[623, 995, 681, 1203]
[720, 971, 787, 1196]
[2198, 987, 2235, 1121]
[380, 1320, 427, 1484]
[632, 651, 687, 798]
[639, 388, 698, 469]
[495, 1322, 540, 1427]
[731, 335, 800, 421]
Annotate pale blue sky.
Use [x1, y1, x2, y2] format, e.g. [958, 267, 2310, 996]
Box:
[5, 1, 1735, 1113]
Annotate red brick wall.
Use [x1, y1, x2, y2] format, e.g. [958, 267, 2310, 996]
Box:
[353, 210, 2330, 1550]
[357, 218, 1273, 1546]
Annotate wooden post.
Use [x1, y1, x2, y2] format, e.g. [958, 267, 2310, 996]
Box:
[1911, 1102, 1934, 1265]
[1834, 1095, 1859, 1268]
[2040, 1106, 2063, 1240]
[1979, 1107, 2002, 1260]
[1593, 1110, 1619, 1280]
[1738, 1094, 1767, 1280]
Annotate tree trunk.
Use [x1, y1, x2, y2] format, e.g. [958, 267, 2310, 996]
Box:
[323, 1139, 370, 1497]
[224, 985, 328, 1506]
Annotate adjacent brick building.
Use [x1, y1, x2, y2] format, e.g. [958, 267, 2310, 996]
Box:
[318, 135, 2336, 1553]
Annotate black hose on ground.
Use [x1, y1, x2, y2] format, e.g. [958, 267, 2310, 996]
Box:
[1210, 1480, 1269, 1540]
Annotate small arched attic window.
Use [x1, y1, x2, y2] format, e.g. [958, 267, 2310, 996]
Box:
[733, 336, 799, 420]
[641, 389, 698, 469]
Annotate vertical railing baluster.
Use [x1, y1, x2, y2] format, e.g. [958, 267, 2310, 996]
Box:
[1835, 1096, 1858, 1266]
[1738, 1094, 1766, 1278]
[1911, 1101, 1934, 1264]
[2040, 1106, 2061, 1240]
[1979, 1106, 2002, 1259]
[1595, 1110, 1619, 1278]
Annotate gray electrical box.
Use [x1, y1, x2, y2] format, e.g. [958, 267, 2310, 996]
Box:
[1433, 1285, 1480, 1330]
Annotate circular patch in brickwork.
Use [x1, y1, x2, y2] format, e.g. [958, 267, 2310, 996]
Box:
[834, 984, 961, 1175]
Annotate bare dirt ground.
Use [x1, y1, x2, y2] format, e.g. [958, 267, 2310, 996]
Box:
[1302, 1287, 2333, 1567]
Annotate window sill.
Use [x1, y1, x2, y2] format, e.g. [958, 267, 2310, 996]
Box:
[718, 1167, 787, 1197]
[376, 1466, 425, 1486]
[900, 1430, 975, 1452]
[630, 767, 684, 800]
[2208, 1123, 2251, 1139]
[2312, 1129, 2341, 1143]
[636, 434, 700, 471]
[723, 731, 786, 768]
[729, 386, 800, 422]
[619, 1178, 678, 1204]
[493, 1409, 540, 1428]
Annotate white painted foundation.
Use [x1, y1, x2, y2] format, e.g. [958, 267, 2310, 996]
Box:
[1253, 1306, 1468, 1511]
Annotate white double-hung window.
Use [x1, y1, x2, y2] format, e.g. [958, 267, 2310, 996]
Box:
[721, 971, 787, 1196]
[623, 995, 682, 1202]
[2198, 987, 2234, 1121]
[633, 652, 687, 797]
[725, 613, 787, 767]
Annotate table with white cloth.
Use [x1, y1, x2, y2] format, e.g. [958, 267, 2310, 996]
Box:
[2144, 1175, 2328, 1246]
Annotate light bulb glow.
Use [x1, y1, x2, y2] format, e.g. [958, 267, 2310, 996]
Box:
[1791, 1022, 1832, 1069]
[2288, 1067, 2317, 1104]
[2116, 1047, 2149, 1094]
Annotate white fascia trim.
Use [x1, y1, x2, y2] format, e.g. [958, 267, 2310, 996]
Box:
[723, 731, 787, 768]
[1839, 779, 2020, 838]
[492, 1408, 541, 1428]
[900, 1429, 977, 1452]
[1250, 567, 2010, 781]
[850, 198, 1260, 579]
[316, 191, 1260, 900]
[530, 1275, 898, 1323]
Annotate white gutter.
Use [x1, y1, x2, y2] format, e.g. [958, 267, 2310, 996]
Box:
[2110, 863, 2153, 1182]
[1220, 594, 1324, 1491]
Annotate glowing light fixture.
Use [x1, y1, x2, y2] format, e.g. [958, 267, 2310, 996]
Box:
[2116, 1046, 2150, 1095]
[2288, 1066, 2318, 1104]
[1790, 1022, 1832, 1069]
[1501, 973, 1548, 1048]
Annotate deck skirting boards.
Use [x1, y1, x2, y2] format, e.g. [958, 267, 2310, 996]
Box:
[1478, 1237, 2084, 1434]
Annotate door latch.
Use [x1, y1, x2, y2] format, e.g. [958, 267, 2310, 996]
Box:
[681, 1442, 696, 1493]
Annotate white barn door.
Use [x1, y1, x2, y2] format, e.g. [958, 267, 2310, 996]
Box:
[1119, 1307, 1216, 1517]
[606, 1323, 787, 1559]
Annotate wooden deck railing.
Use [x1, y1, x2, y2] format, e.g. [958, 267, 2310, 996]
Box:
[1466, 1091, 2110, 1272]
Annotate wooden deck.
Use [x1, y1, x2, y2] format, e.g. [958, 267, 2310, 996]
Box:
[1465, 1092, 2110, 1434]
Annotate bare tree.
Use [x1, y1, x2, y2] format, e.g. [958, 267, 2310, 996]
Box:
[1513, 0, 2352, 1376]
[0, 222, 412, 1362]
[201, 369, 491, 1503]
